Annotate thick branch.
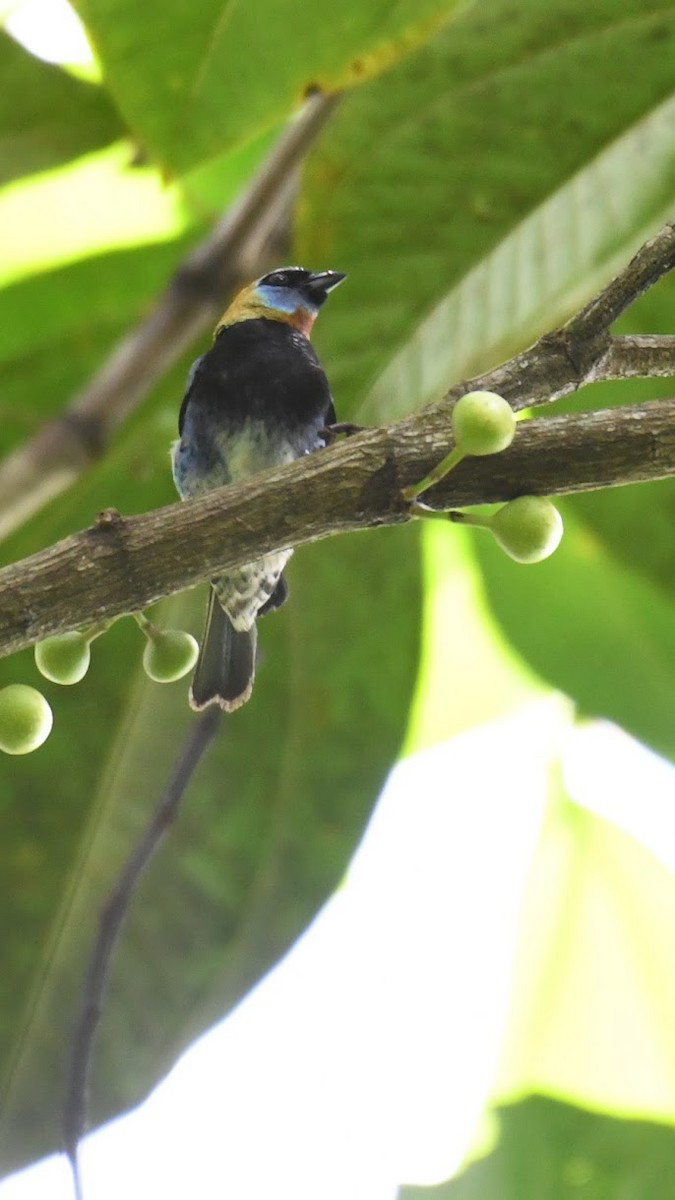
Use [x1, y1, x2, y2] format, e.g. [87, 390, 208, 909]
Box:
[1, 224, 674, 659]
[596, 335, 675, 382]
[0, 398, 673, 660]
[567, 224, 675, 335]
[0, 90, 340, 540]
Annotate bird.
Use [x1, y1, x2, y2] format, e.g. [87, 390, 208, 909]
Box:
[171, 265, 346, 712]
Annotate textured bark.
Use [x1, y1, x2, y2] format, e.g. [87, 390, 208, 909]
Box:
[1, 222, 675, 659]
[0, 397, 673, 660]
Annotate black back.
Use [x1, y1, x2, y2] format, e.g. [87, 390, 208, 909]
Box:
[179, 318, 336, 435]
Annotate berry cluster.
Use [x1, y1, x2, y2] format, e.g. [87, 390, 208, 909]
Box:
[406, 389, 564, 563]
[0, 616, 198, 756]
[0, 391, 563, 755]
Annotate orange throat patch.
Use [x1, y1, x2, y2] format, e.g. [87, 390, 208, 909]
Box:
[215, 295, 316, 338]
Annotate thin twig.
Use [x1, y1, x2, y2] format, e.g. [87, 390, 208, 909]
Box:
[592, 335, 675, 382]
[434, 223, 675, 413]
[566, 224, 675, 337]
[0, 90, 341, 541]
[63, 707, 222, 1200]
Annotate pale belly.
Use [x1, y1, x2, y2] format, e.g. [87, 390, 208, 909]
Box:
[171, 420, 298, 630]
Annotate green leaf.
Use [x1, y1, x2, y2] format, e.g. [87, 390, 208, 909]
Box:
[300, 0, 675, 417]
[71, 0, 461, 172]
[496, 789, 675, 1118]
[473, 509, 675, 762]
[399, 1095, 675, 1199]
[0, 142, 190, 289]
[310, 45, 675, 766]
[360, 95, 675, 423]
[401, 785, 675, 1197]
[0, 30, 123, 187]
[179, 123, 279, 221]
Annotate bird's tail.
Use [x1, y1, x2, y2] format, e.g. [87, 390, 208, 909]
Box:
[189, 587, 256, 712]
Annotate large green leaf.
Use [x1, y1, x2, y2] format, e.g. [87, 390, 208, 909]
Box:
[299, 0, 675, 416]
[300, 8, 675, 764]
[400, 1095, 675, 1199]
[71, 0, 461, 172]
[0, 31, 123, 187]
[0, 413, 421, 1174]
[400, 779, 675, 1198]
[495, 789, 675, 1118]
[360, 95, 675, 423]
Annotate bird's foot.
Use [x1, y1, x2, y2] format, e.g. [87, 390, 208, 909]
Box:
[320, 421, 365, 445]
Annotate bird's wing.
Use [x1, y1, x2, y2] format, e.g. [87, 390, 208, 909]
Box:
[178, 355, 203, 435]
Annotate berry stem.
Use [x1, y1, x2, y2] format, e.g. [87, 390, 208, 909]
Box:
[402, 446, 465, 502]
[133, 611, 159, 640]
[83, 617, 117, 644]
[447, 510, 492, 529]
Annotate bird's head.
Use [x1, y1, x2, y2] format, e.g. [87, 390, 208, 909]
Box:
[216, 266, 346, 337]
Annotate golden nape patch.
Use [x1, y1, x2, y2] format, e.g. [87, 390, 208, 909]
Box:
[215, 285, 315, 338]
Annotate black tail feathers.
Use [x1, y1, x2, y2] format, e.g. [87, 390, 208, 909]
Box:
[189, 588, 257, 712]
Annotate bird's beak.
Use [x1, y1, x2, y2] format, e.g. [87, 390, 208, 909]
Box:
[305, 271, 347, 298]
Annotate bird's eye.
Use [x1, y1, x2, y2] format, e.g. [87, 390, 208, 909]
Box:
[264, 272, 287, 287]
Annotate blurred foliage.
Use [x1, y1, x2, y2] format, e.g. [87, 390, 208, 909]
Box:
[496, 789, 675, 1120]
[72, 0, 462, 170]
[300, 0, 675, 414]
[1, 0, 675, 1184]
[0, 29, 122, 187]
[400, 1094, 675, 1199]
[400, 786, 675, 1198]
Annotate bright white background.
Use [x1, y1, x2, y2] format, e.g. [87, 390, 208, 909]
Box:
[1, 703, 674, 1200]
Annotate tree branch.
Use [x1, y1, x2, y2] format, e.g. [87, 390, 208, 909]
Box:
[0, 394, 673, 661]
[597, 335, 675, 382]
[0, 90, 341, 540]
[0, 222, 674, 661]
[433, 223, 675, 412]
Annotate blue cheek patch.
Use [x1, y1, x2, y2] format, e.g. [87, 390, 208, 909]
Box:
[255, 284, 319, 316]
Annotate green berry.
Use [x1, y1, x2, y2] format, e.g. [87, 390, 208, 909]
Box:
[452, 391, 516, 457]
[35, 631, 91, 685]
[142, 629, 199, 683]
[0, 685, 53, 755]
[490, 496, 563, 563]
